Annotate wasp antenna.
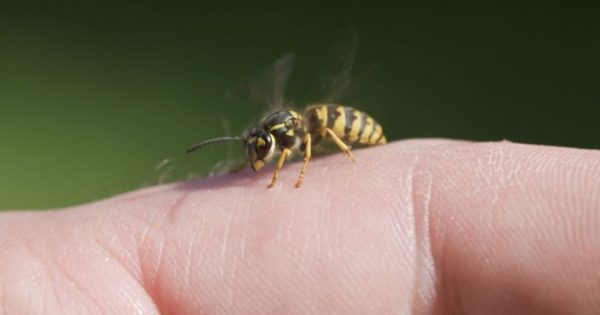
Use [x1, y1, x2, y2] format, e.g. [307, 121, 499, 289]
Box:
[185, 136, 243, 154]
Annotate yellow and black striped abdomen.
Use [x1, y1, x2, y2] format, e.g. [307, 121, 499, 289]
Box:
[304, 104, 387, 146]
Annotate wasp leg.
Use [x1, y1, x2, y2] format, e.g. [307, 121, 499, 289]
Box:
[267, 148, 292, 188]
[295, 133, 312, 188]
[325, 128, 355, 163]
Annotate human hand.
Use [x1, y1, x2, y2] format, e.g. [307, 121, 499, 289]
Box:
[1, 140, 599, 314]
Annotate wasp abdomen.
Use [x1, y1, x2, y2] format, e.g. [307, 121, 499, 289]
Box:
[305, 104, 386, 146]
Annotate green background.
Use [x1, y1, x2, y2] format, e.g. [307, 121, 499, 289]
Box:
[1, 2, 598, 209]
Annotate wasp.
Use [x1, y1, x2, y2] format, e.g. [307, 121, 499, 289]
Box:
[186, 104, 386, 188]
[187, 32, 386, 188]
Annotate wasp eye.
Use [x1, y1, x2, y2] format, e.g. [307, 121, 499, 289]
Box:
[255, 134, 272, 159]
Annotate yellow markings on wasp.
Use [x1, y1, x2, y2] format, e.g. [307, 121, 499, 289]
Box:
[346, 110, 362, 143]
[289, 110, 301, 119]
[316, 106, 328, 129]
[359, 117, 374, 144]
[257, 137, 266, 147]
[378, 135, 388, 144]
[285, 129, 295, 136]
[369, 124, 383, 145]
[332, 106, 346, 137]
[252, 159, 265, 171]
[269, 123, 285, 132]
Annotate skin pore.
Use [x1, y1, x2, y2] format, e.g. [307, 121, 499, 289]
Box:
[1, 139, 599, 314]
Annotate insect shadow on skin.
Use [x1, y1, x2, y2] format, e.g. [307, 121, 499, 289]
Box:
[186, 28, 387, 189]
[175, 143, 378, 194]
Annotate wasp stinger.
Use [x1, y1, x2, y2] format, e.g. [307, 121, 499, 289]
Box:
[186, 104, 386, 188]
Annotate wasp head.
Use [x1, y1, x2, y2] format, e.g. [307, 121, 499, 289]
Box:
[244, 128, 276, 171]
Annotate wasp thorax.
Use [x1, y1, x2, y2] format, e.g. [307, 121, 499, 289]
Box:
[245, 128, 276, 171]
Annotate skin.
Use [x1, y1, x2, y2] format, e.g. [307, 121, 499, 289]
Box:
[1, 139, 599, 314]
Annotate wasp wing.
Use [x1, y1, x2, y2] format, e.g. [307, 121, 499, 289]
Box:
[229, 53, 295, 111]
[312, 26, 359, 103]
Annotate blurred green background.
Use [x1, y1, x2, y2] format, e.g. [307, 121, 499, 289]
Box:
[1, 2, 599, 210]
